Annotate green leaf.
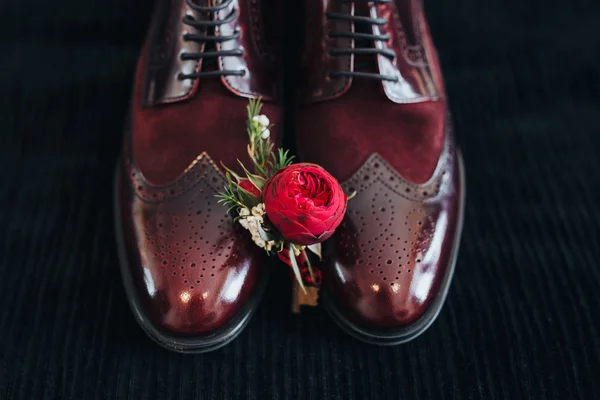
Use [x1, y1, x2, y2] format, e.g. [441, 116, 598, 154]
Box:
[271, 148, 295, 172]
[307, 243, 322, 260]
[246, 98, 263, 142]
[257, 224, 278, 242]
[237, 185, 261, 208]
[237, 160, 267, 189]
[289, 244, 306, 294]
[215, 174, 246, 211]
[245, 98, 277, 177]
[302, 249, 317, 286]
[251, 158, 268, 178]
[220, 162, 244, 183]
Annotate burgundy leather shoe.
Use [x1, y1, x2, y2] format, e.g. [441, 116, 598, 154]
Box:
[297, 0, 465, 344]
[115, 0, 282, 352]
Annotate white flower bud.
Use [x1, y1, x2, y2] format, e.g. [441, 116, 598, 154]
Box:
[238, 203, 273, 251]
[252, 204, 266, 216]
[260, 129, 270, 140]
[253, 115, 269, 127]
[248, 223, 259, 236]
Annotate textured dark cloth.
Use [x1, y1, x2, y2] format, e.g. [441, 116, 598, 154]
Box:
[1, 0, 600, 399]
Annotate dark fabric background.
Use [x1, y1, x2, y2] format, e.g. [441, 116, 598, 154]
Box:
[1, 0, 600, 399]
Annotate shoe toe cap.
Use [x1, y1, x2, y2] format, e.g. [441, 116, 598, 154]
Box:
[323, 241, 445, 330]
[322, 152, 463, 333]
[133, 245, 261, 336]
[117, 159, 265, 337]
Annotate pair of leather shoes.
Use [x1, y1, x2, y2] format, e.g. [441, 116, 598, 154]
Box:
[115, 0, 465, 352]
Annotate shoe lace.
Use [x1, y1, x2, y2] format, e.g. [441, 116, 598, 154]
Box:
[326, 0, 399, 82]
[178, 0, 245, 80]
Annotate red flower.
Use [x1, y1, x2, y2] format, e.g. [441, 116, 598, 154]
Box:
[263, 163, 347, 245]
[238, 179, 261, 197]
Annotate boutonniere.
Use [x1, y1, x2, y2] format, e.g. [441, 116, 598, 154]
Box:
[217, 99, 353, 311]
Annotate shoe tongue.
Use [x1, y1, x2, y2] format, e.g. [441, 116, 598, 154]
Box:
[353, 7, 378, 74]
[202, 32, 219, 71]
[354, 55, 377, 73]
[190, 0, 219, 72]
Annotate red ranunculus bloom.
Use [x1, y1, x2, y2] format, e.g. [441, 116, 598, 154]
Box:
[263, 163, 347, 245]
[238, 179, 261, 197]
